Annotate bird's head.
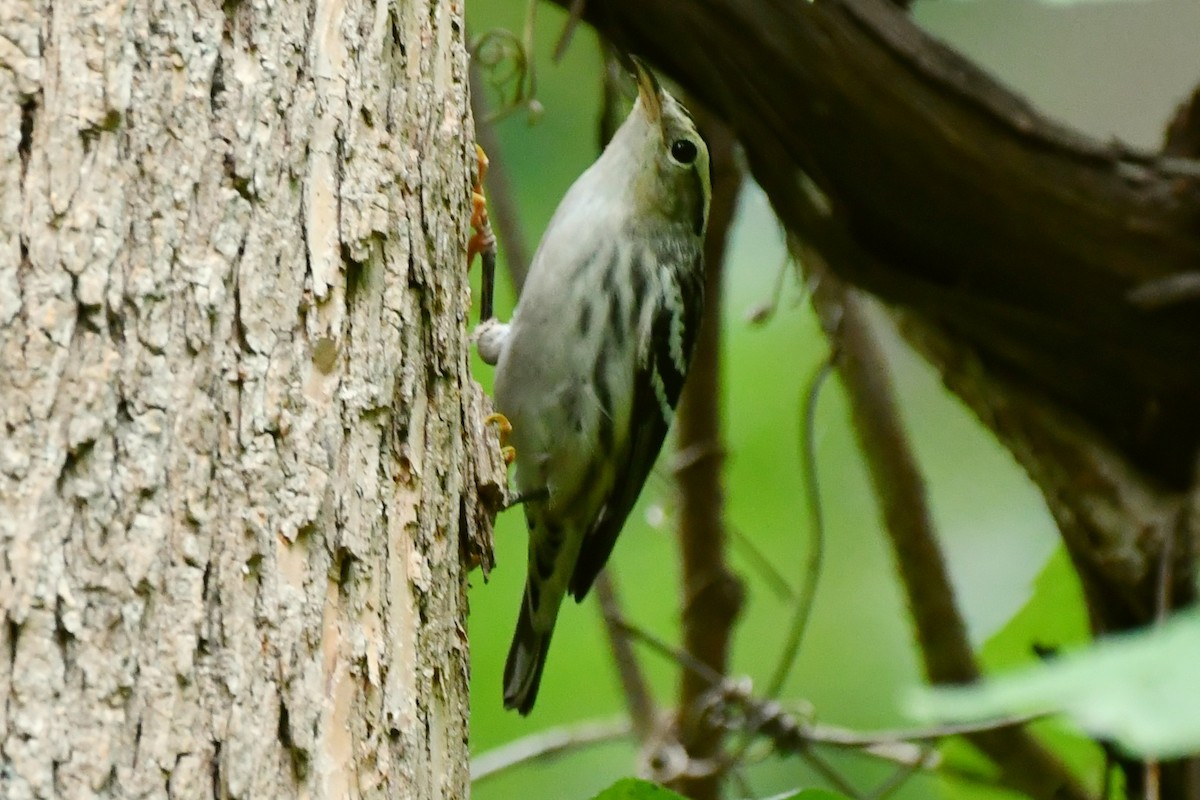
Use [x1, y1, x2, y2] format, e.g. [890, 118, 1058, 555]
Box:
[609, 58, 711, 239]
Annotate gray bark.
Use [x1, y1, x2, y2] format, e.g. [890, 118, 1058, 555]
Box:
[0, 1, 501, 798]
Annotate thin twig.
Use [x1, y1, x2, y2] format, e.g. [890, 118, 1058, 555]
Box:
[595, 571, 659, 742]
[867, 755, 929, 800]
[728, 524, 796, 602]
[744, 250, 795, 325]
[801, 747, 865, 799]
[552, 0, 587, 63]
[469, 15, 540, 125]
[806, 715, 1042, 747]
[764, 356, 834, 699]
[470, 717, 632, 781]
[606, 613, 1038, 754]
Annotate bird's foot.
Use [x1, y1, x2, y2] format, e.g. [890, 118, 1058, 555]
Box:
[484, 412, 515, 465]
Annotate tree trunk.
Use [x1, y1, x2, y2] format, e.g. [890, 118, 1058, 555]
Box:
[0, 1, 501, 798]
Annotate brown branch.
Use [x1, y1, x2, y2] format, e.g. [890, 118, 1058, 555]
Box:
[901, 314, 1194, 633]
[470, 716, 632, 782]
[594, 572, 659, 743]
[550, 0, 1200, 490]
[1164, 85, 1200, 159]
[805, 255, 1094, 800]
[668, 106, 745, 800]
[805, 256, 976, 687]
[604, 613, 1050, 794]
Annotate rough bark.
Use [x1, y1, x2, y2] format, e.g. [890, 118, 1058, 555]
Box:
[0, 1, 501, 799]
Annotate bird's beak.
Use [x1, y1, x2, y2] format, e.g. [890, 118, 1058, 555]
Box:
[631, 56, 662, 125]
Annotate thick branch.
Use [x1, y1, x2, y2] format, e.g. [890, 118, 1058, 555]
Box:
[553, 0, 1200, 488]
[1164, 85, 1200, 159]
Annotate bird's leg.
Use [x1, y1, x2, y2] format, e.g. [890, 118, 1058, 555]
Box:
[504, 487, 550, 509]
[468, 144, 498, 322]
[484, 411, 550, 507]
[469, 148, 516, 476]
[484, 412, 516, 465]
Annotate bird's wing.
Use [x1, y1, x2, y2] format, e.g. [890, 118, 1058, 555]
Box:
[568, 258, 704, 599]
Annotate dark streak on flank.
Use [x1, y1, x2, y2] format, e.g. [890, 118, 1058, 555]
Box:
[629, 256, 649, 329]
[652, 294, 687, 412]
[535, 544, 557, 581]
[600, 251, 619, 296]
[607, 289, 625, 348]
[592, 357, 615, 455]
[561, 384, 583, 434]
[528, 580, 540, 612]
[577, 301, 592, 337]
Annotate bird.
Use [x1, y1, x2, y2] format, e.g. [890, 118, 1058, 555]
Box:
[474, 57, 711, 714]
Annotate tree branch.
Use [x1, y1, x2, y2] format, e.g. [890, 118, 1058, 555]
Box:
[470, 717, 632, 782]
[1164, 85, 1200, 159]
[550, 0, 1200, 489]
[668, 107, 745, 800]
[595, 572, 659, 743]
[806, 255, 1094, 800]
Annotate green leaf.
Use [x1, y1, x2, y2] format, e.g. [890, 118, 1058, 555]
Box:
[912, 609, 1200, 758]
[974, 547, 1104, 783]
[764, 790, 855, 800]
[589, 778, 688, 800]
[590, 780, 855, 800]
[978, 547, 1088, 672]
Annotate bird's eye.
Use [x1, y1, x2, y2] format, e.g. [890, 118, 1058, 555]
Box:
[670, 139, 698, 165]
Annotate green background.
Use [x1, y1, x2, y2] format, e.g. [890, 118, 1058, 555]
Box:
[463, 1, 1200, 797]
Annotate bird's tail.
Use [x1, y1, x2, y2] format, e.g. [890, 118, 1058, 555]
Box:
[502, 582, 557, 715]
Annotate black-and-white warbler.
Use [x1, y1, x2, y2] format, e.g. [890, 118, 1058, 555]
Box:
[476, 59, 711, 714]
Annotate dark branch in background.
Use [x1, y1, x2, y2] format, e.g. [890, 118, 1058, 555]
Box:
[547, 0, 1200, 507]
[559, 0, 1200, 491]
[1164, 86, 1200, 159]
[668, 106, 745, 800]
[804, 254, 1093, 800]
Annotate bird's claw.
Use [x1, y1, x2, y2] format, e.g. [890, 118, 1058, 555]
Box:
[468, 145, 496, 267]
[484, 412, 513, 438]
[485, 412, 515, 465]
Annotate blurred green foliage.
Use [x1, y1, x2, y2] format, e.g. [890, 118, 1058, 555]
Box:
[462, 1, 1200, 797]
[591, 778, 689, 800]
[921, 607, 1200, 760]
